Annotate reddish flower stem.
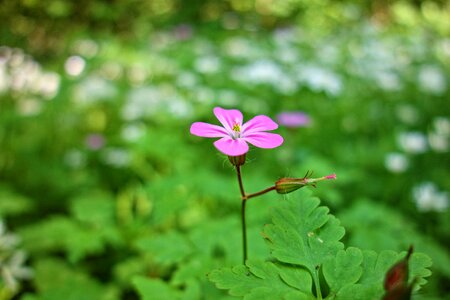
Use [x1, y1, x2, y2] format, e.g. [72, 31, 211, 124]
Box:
[235, 166, 248, 265]
[246, 186, 277, 200]
[235, 167, 278, 265]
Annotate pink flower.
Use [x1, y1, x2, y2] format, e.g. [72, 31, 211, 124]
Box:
[85, 134, 105, 150]
[276, 111, 311, 128]
[190, 107, 284, 156]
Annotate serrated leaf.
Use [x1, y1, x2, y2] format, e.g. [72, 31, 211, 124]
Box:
[263, 190, 345, 275]
[208, 260, 314, 299]
[323, 247, 363, 296]
[331, 250, 432, 300]
[339, 200, 450, 278]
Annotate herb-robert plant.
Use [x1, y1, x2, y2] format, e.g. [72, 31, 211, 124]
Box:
[190, 107, 336, 264]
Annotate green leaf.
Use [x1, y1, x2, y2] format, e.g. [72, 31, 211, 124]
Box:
[263, 190, 345, 274]
[331, 250, 432, 300]
[135, 231, 192, 266]
[18, 216, 107, 263]
[133, 277, 180, 300]
[208, 260, 314, 299]
[30, 258, 119, 300]
[323, 247, 363, 296]
[70, 191, 116, 227]
[339, 200, 450, 278]
[0, 186, 33, 216]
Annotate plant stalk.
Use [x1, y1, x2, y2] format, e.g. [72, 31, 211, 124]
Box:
[245, 186, 276, 200]
[313, 268, 323, 300]
[235, 166, 247, 265]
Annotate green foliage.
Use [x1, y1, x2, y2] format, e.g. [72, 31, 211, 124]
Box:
[0, 186, 33, 217]
[22, 258, 118, 300]
[0, 1, 449, 298]
[339, 200, 450, 278]
[135, 231, 193, 266]
[263, 192, 345, 273]
[209, 191, 432, 299]
[208, 260, 313, 300]
[322, 247, 363, 295]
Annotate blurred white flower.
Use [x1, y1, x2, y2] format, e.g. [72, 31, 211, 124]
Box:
[11, 60, 40, 93]
[9, 49, 25, 68]
[0, 66, 7, 93]
[121, 124, 145, 142]
[0, 221, 20, 250]
[384, 152, 409, 173]
[123, 85, 192, 120]
[0, 47, 60, 100]
[217, 89, 238, 106]
[224, 37, 252, 59]
[176, 71, 198, 88]
[194, 87, 214, 104]
[317, 44, 339, 65]
[296, 65, 342, 96]
[272, 27, 297, 46]
[122, 86, 161, 120]
[17, 98, 42, 116]
[74, 75, 117, 105]
[63, 149, 86, 169]
[436, 38, 450, 59]
[398, 132, 428, 154]
[167, 97, 193, 118]
[373, 70, 402, 91]
[65, 55, 86, 77]
[0, 220, 33, 293]
[276, 76, 298, 95]
[418, 65, 447, 95]
[276, 46, 299, 64]
[102, 148, 130, 168]
[428, 117, 449, 152]
[413, 182, 448, 212]
[194, 55, 220, 74]
[100, 62, 123, 80]
[37, 72, 60, 99]
[127, 64, 148, 85]
[73, 39, 99, 58]
[232, 59, 284, 85]
[433, 117, 450, 136]
[0, 46, 12, 64]
[1, 250, 33, 292]
[428, 132, 448, 152]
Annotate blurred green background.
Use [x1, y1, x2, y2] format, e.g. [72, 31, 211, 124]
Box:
[0, 0, 449, 299]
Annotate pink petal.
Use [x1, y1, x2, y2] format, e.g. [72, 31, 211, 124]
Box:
[214, 137, 249, 156]
[213, 107, 243, 133]
[276, 111, 311, 128]
[243, 132, 284, 149]
[241, 115, 278, 135]
[190, 122, 228, 138]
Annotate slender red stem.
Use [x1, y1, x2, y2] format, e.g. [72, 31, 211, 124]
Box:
[246, 186, 276, 200]
[235, 166, 277, 265]
[235, 166, 248, 265]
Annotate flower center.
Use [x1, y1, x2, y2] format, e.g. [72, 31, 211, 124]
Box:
[231, 123, 241, 139]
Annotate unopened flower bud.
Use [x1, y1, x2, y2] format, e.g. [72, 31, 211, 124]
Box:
[384, 246, 413, 292]
[275, 173, 336, 195]
[228, 154, 246, 167]
[382, 277, 417, 300]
